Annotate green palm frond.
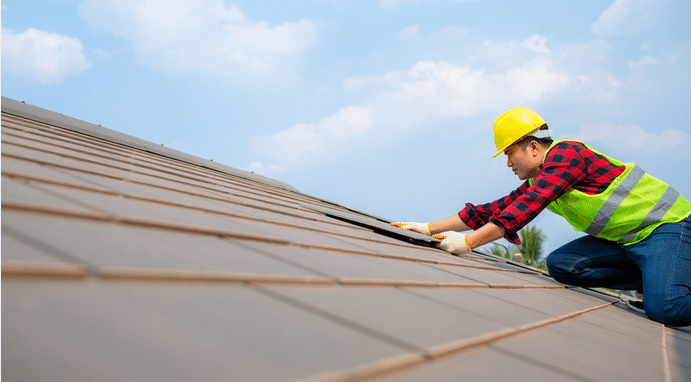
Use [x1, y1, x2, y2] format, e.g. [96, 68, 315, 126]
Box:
[518, 225, 544, 264]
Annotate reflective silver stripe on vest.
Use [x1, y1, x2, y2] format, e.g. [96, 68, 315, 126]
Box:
[584, 165, 645, 237]
[618, 185, 681, 244]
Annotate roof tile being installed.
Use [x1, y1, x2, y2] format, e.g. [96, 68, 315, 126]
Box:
[2, 97, 690, 381]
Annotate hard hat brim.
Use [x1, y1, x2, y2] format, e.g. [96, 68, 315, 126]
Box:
[491, 124, 550, 159]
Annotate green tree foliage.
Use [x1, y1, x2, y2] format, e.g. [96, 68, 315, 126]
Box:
[490, 244, 508, 258]
[487, 225, 546, 269]
[518, 225, 544, 265]
[490, 243, 516, 259]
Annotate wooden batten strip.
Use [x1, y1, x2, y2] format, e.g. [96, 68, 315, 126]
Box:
[2, 262, 560, 289]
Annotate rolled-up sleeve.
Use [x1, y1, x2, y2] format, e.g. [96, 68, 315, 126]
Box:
[458, 182, 530, 244]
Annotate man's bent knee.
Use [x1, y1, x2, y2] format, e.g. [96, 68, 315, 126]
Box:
[546, 253, 576, 284]
[644, 296, 691, 327]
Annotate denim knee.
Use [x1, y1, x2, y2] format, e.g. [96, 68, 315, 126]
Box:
[644, 296, 691, 327]
[545, 253, 571, 283]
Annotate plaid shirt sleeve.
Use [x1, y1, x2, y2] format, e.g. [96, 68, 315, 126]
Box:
[458, 183, 529, 244]
[458, 141, 623, 244]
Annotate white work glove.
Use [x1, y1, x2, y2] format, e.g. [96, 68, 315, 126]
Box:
[433, 231, 472, 255]
[389, 222, 431, 235]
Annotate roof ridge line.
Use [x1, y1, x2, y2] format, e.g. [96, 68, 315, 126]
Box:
[1, 97, 298, 192]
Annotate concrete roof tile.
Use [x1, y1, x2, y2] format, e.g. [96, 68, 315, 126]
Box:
[3, 281, 408, 382]
[2, 213, 322, 277]
[376, 345, 584, 382]
[493, 315, 667, 381]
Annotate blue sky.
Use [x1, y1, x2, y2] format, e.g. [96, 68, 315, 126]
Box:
[3, 0, 690, 256]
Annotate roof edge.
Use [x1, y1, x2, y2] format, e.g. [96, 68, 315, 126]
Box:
[1, 97, 299, 192]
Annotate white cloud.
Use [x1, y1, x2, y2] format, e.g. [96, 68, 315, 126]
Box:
[78, 0, 319, 85]
[246, 1, 687, 175]
[249, 105, 372, 172]
[244, 162, 284, 175]
[626, 55, 660, 86]
[1, 28, 92, 84]
[249, 58, 569, 173]
[590, 0, 689, 79]
[398, 25, 422, 43]
[419, 28, 555, 74]
[521, 35, 550, 54]
[572, 124, 690, 155]
[591, 0, 665, 37]
[381, 0, 480, 8]
[380, 0, 421, 9]
[381, 59, 568, 125]
[627, 55, 659, 70]
[91, 47, 129, 63]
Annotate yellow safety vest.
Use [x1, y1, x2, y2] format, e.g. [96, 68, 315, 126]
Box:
[529, 140, 691, 245]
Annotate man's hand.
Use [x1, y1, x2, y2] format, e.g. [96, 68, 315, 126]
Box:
[390, 222, 431, 235]
[433, 231, 472, 255]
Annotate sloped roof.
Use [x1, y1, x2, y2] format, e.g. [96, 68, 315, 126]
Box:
[2, 97, 689, 381]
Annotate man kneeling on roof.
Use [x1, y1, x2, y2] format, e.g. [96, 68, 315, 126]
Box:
[392, 107, 691, 327]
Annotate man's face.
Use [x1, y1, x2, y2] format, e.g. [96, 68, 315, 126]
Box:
[504, 141, 542, 180]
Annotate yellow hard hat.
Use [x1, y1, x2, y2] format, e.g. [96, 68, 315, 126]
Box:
[492, 107, 548, 158]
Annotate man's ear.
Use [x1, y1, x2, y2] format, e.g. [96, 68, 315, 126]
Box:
[529, 140, 541, 155]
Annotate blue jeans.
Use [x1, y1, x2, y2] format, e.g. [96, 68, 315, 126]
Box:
[546, 217, 691, 327]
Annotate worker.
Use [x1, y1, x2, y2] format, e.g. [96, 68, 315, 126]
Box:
[392, 107, 691, 327]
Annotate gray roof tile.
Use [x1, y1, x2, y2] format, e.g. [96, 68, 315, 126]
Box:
[3, 282, 408, 382]
[492, 316, 667, 381]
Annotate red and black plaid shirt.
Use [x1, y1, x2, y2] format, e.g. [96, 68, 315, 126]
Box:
[459, 141, 625, 244]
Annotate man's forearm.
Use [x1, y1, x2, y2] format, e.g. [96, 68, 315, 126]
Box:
[466, 222, 505, 249]
[429, 214, 470, 234]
